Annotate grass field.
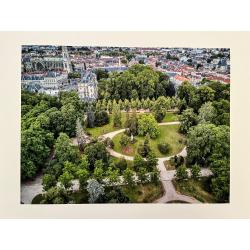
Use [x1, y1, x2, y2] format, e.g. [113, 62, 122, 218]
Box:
[86, 112, 127, 137]
[172, 177, 217, 203]
[122, 182, 164, 203]
[113, 124, 185, 158]
[86, 111, 179, 137]
[162, 112, 180, 122]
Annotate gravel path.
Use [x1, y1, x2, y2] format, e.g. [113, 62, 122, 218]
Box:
[101, 121, 212, 204]
[21, 121, 212, 204]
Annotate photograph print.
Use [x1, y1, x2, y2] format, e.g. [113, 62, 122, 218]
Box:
[21, 45, 230, 204]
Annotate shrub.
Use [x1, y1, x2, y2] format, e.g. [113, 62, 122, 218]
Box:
[104, 137, 114, 149]
[115, 158, 127, 172]
[157, 142, 171, 154]
[170, 155, 185, 168]
[119, 134, 130, 148]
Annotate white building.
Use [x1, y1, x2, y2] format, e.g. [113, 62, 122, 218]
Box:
[78, 71, 98, 101]
[21, 72, 68, 96]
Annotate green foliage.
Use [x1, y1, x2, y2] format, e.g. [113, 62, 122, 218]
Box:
[54, 133, 79, 165]
[21, 127, 54, 180]
[146, 151, 158, 172]
[137, 114, 160, 138]
[106, 166, 119, 185]
[157, 142, 171, 154]
[133, 154, 146, 172]
[186, 124, 230, 202]
[98, 64, 173, 100]
[42, 174, 56, 191]
[119, 134, 130, 148]
[93, 160, 104, 182]
[198, 102, 216, 124]
[86, 179, 105, 203]
[103, 137, 114, 149]
[175, 165, 189, 180]
[123, 167, 136, 186]
[112, 102, 122, 127]
[179, 108, 197, 134]
[58, 171, 74, 189]
[191, 164, 201, 179]
[152, 96, 171, 122]
[94, 110, 109, 126]
[84, 142, 109, 170]
[41, 186, 68, 204]
[125, 110, 138, 136]
[115, 158, 127, 172]
[137, 134, 151, 157]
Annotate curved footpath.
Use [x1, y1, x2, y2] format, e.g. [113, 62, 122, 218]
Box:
[21, 121, 212, 204]
[101, 121, 212, 204]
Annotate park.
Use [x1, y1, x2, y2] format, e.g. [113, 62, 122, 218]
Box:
[21, 65, 230, 204]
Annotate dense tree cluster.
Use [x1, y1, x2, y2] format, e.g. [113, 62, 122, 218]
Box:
[98, 64, 176, 101]
[21, 90, 84, 180]
[177, 80, 230, 202]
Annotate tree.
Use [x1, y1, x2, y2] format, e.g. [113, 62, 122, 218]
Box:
[125, 109, 138, 136]
[41, 186, 68, 204]
[76, 168, 89, 190]
[86, 106, 95, 128]
[75, 117, 87, 150]
[115, 158, 127, 172]
[21, 127, 54, 180]
[191, 164, 201, 179]
[87, 179, 104, 203]
[107, 100, 112, 113]
[175, 165, 189, 180]
[198, 102, 216, 124]
[146, 151, 158, 172]
[94, 110, 109, 126]
[42, 174, 56, 191]
[186, 124, 229, 167]
[84, 142, 109, 170]
[179, 108, 197, 134]
[119, 134, 130, 148]
[112, 102, 122, 127]
[124, 99, 130, 112]
[137, 133, 151, 157]
[212, 100, 230, 126]
[123, 168, 135, 186]
[177, 81, 196, 107]
[137, 114, 160, 138]
[137, 167, 148, 183]
[191, 86, 215, 112]
[54, 133, 79, 165]
[93, 160, 104, 182]
[106, 166, 119, 185]
[153, 96, 171, 122]
[157, 142, 171, 154]
[61, 103, 78, 137]
[58, 171, 74, 189]
[133, 154, 146, 172]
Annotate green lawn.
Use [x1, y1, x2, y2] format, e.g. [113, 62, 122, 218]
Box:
[172, 177, 217, 203]
[162, 111, 179, 122]
[122, 182, 164, 203]
[86, 112, 147, 137]
[86, 113, 127, 137]
[113, 124, 185, 158]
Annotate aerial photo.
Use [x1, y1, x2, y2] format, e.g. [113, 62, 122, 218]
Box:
[21, 45, 230, 204]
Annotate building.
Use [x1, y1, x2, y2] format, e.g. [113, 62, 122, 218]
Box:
[21, 72, 68, 96]
[78, 71, 98, 101]
[171, 75, 190, 87]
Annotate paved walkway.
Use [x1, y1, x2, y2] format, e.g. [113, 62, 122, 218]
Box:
[101, 121, 212, 203]
[21, 121, 212, 204]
